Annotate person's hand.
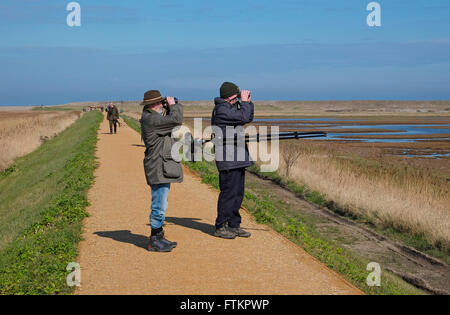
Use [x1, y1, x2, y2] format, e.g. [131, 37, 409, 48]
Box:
[240, 90, 251, 102]
[166, 96, 176, 106]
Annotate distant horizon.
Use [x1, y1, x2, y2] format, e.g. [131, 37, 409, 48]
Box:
[2, 99, 450, 107]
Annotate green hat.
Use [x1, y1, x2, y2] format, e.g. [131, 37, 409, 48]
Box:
[220, 82, 239, 99]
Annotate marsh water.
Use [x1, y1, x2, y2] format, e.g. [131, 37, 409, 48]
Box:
[252, 118, 450, 143]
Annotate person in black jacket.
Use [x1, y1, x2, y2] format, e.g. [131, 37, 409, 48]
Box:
[211, 82, 254, 239]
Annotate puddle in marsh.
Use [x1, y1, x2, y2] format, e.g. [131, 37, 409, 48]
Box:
[397, 149, 450, 159]
[404, 153, 450, 159]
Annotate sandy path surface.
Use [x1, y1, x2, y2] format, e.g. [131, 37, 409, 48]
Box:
[76, 114, 362, 295]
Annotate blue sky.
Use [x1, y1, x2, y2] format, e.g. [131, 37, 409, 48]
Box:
[1, 0, 449, 105]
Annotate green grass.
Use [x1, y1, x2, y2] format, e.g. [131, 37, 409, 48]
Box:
[122, 116, 425, 295]
[0, 111, 102, 294]
[122, 115, 141, 132]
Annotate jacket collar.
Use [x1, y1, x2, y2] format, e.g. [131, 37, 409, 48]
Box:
[144, 106, 165, 116]
[214, 97, 240, 108]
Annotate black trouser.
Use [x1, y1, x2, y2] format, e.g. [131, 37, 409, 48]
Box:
[109, 120, 117, 134]
[216, 167, 245, 229]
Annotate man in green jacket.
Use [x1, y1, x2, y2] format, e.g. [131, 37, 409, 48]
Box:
[106, 103, 120, 134]
[140, 90, 184, 252]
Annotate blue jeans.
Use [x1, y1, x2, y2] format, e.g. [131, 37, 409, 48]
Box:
[150, 184, 171, 229]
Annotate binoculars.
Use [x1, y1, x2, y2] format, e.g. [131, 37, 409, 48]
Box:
[162, 97, 178, 108]
[236, 91, 250, 99]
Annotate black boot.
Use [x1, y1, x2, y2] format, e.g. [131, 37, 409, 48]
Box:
[147, 229, 177, 252]
[159, 230, 177, 249]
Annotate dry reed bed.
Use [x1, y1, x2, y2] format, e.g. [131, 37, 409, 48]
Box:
[0, 111, 81, 170]
[275, 141, 450, 250]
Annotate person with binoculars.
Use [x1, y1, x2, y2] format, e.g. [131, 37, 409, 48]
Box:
[140, 90, 184, 252]
[211, 82, 254, 239]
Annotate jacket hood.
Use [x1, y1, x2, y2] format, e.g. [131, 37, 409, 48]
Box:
[214, 97, 228, 106]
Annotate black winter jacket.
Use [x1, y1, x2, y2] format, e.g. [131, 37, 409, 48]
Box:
[211, 97, 254, 171]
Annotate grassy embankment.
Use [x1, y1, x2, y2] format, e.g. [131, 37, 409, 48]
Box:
[122, 115, 425, 295]
[0, 111, 102, 294]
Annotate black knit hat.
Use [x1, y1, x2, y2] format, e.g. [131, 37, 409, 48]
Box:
[220, 82, 239, 99]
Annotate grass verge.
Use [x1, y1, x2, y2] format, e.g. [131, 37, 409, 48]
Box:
[0, 111, 102, 294]
[123, 116, 425, 295]
[122, 115, 141, 132]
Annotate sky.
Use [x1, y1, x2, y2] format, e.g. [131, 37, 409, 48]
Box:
[0, 0, 449, 106]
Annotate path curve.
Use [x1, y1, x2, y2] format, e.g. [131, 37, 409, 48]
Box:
[76, 114, 362, 295]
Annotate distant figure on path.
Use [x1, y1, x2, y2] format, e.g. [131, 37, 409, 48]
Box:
[140, 90, 184, 252]
[211, 82, 254, 239]
[106, 103, 120, 134]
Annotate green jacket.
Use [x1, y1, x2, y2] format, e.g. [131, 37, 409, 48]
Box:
[107, 105, 119, 121]
[141, 104, 184, 186]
